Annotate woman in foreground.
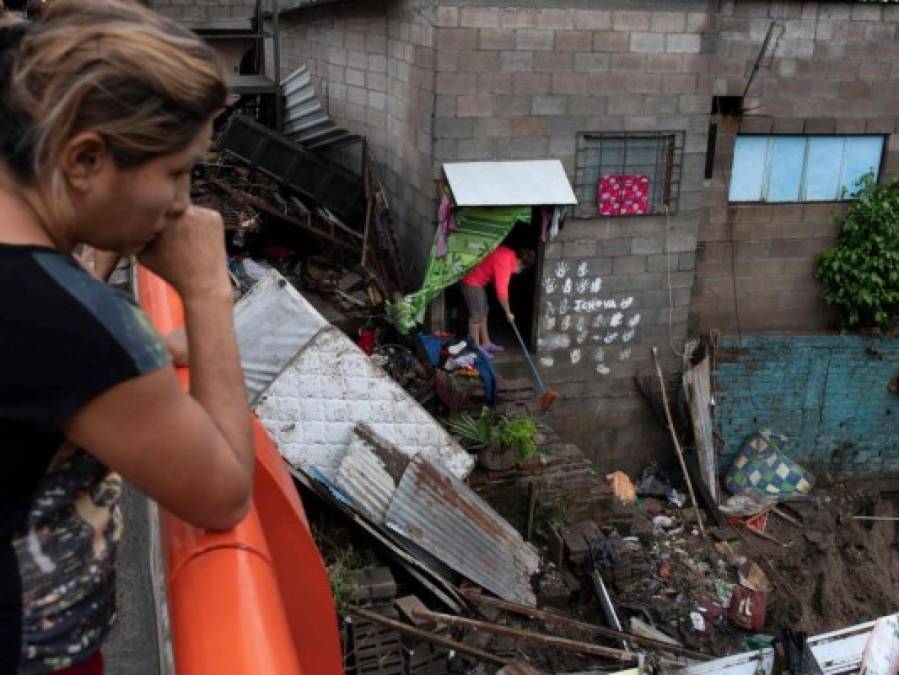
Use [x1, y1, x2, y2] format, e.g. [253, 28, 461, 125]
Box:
[0, 2, 253, 672]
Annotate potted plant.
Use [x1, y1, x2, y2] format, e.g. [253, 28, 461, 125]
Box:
[445, 408, 538, 471]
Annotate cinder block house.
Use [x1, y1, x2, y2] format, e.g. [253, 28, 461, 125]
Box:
[151, 0, 899, 472]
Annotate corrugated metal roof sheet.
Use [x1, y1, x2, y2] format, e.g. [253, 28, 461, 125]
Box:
[385, 455, 540, 607]
[335, 429, 398, 523]
[444, 160, 578, 207]
[282, 65, 361, 151]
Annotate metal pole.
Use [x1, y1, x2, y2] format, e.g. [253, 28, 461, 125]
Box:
[272, 0, 281, 132]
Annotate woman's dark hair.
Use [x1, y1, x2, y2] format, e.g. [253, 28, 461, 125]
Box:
[516, 249, 537, 270]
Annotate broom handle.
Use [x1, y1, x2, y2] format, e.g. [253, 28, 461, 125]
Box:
[508, 318, 547, 395]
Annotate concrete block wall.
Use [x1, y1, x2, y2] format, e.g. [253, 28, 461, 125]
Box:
[432, 1, 712, 472]
[715, 335, 899, 475]
[240, 0, 899, 475]
[149, 0, 258, 21]
[690, 1, 899, 334]
[277, 0, 436, 276]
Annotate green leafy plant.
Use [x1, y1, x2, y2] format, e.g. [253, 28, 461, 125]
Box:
[500, 415, 538, 460]
[444, 408, 501, 450]
[535, 506, 570, 540]
[815, 173, 899, 328]
[444, 407, 539, 460]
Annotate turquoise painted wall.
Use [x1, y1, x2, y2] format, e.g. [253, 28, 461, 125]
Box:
[715, 335, 899, 475]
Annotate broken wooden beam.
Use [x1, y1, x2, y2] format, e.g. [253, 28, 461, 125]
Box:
[852, 515, 899, 522]
[411, 608, 636, 663]
[349, 606, 508, 668]
[731, 518, 789, 547]
[211, 178, 358, 253]
[771, 506, 802, 526]
[460, 590, 709, 661]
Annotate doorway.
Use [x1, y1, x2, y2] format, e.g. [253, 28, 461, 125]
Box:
[444, 210, 543, 351]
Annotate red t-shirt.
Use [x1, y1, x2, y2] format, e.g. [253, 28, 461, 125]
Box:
[462, 246, 516, 300]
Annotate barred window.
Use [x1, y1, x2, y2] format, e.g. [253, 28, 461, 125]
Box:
[574, 131, 684, 218]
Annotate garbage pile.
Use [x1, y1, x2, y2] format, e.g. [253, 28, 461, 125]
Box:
[573, 464, 777, 657]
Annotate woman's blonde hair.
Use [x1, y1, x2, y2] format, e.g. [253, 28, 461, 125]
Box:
[0, 0, 226, 194]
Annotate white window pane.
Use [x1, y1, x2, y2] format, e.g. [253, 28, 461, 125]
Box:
[840, 136, 883, 197]
[729, 136, 767, 201]
[767, 136, 805, 202]
[804, 137, 845, 200]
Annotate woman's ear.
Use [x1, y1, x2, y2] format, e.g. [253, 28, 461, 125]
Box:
[59, 131, 109, 194]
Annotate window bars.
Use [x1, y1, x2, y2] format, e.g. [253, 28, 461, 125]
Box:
[575, 131, 685, 217]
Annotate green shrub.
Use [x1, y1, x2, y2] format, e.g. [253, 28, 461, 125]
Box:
[444, 407, 538, 460]
[815, 173, 899, 328]
[500, 416, 538, 460]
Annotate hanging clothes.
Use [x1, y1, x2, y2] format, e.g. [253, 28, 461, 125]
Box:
[549, 205, 565, 239]
[435, 194, 457, 258]
[539, 205, 566, 242]
[540, 207, 551, 242]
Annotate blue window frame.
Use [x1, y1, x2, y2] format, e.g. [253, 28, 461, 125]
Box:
[729, 135, 885, 203]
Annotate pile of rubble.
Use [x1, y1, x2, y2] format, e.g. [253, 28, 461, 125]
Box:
[207, 113, 898, 674]
[194, 113, 405, 332]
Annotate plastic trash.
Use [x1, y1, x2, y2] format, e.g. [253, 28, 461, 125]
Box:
[728, 587, 767, 632]
[652, 515, 674, 535]
[667, 488, 686, 508]
[779, 629, 824, 675]
[719, 492, 774, 517]
[606, 471, 636, 504]
[636, 462, 673, 497]
[690, 611, 706, 633]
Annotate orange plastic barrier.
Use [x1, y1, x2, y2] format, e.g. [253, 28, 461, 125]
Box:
[136, 267, 342, 675]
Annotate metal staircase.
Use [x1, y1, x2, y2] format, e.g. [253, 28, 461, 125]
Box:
[182, 0, 282, 131]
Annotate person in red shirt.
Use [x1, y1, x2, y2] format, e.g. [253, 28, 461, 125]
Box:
[461, 246, 535, 354]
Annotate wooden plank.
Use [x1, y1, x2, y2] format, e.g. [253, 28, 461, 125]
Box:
[412, 609, 636, 664]
[211, 179, 358, 253]
[460, 590, 709, 662]
[349, 607, 508, 668]
[684, 356, 718, 504]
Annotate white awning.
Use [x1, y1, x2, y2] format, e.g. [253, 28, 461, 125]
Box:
[444, 160, 578, 207]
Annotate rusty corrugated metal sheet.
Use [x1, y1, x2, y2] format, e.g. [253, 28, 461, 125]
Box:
[385, 455, 540, 607]
[334, 431, 397, 523]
